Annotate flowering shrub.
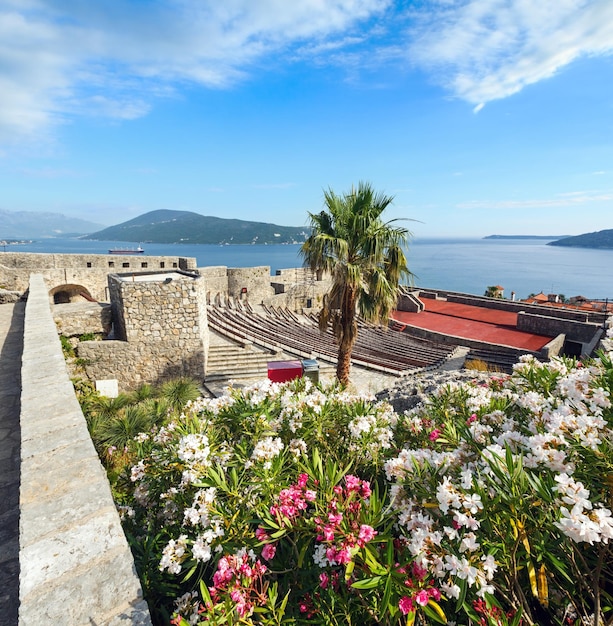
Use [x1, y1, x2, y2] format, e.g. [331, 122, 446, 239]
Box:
[113, 325, 613, 626]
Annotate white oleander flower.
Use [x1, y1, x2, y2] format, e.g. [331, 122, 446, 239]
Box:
[159, 534, 189, 574]
[177, 433, 210, 466]
[251, 436, 284, 463]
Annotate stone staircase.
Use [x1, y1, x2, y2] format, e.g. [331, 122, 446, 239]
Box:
[204, 342, 281, 383]
[204, 337, 336, 394]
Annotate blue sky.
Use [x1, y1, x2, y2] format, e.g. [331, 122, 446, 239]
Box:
[1, 0, 612, 237]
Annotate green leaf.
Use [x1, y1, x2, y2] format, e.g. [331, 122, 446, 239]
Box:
[364, 545, 388, 576]
[455, 577, 468, 612]
[200, 579, 212, 605]
[546, 552, 574, 584]
[510, 608, 524, 626]
[379, 575, 393, 622]
[297, 540, 311, 568]
[351, 576, 383, 590]
[181, 561, 198, 583]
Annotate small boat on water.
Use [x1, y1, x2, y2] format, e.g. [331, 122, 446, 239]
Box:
[108, 246, 145, 255]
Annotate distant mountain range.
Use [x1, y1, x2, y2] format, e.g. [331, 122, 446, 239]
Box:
[484, 230, 613, 249]
[0, 209, 104, 239]
[484, 234, 569, 240]
[547, 229, 613, 249]
[84, 209, 309, 245]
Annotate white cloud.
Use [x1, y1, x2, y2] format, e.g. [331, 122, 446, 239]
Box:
[2, 0, 612, 146]
[457, 190, 613, 210]
[409, 0, 613, 106]
[0, 0, 390, 143]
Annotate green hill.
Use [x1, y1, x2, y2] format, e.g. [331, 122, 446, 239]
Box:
[84, 210, 309, 245]
[548, 229, 613, 249]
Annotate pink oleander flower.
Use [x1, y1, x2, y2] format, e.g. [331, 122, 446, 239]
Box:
[270, 475, 317, 526]
[328, 512, 343, 524]
[255, 527, 269, 541]
[322, 525, 335, 541]
[319, 572, 329, 589]
[297, 473, 309, 487]
[357, 524, 377, 546]
[399, 596, 414, 615]
[335, 547, 352, 564]
[261, 542, 277, 561]
[429, 586, 441, 601]
[411, 561, 428, 580]
[429, 428, 441, 441]
[345, 474, 362, 492]
[415, 589, 429, 606]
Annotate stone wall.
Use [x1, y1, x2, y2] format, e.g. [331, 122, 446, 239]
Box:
[199, 266, 231, 303]
[228, 266, 274, 303]
[198, 265, 329, 310]
[19, 274, 151, 624]
[2, 253, 329, 312]
[0, 288, 21, 304]
[78, 271, 208, 391]
[0, 252, 196, 302]
[517, 311, 602, 344]
[53, 301, 112, 337]
[392, 320, 544, 359]
[408, 287, 604, 351]
[397, 291, 424, 313]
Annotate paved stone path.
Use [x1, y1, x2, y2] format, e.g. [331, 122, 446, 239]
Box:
[0, 302, 24, 626]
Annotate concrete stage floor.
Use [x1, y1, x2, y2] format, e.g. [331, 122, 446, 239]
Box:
[391, 299, 552, 352]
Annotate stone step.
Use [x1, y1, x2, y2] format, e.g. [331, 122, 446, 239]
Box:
[205, 343, 280, 381]
[204, 369, 267, 382]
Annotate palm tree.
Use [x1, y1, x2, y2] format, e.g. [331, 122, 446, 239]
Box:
[301, 182, 412, 386]
[159, 377, 201, 412]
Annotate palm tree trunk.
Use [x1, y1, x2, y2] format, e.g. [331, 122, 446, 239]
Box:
[336, 337, 353, 386]
[336, 287, 357, 386]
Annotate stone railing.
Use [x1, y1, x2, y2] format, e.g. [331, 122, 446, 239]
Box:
[19, 274, 151, 625]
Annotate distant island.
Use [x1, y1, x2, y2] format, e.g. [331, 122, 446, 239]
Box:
[547, 229, 613, 250]
[83, 209, 309, 245]
[484, 235, 569, 240]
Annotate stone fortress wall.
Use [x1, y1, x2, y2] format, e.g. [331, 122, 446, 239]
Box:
[78, 271, 209, 391]
[0, 252, 327, 392]
[0, 251, 325, 310]
[0, 251, 196, 302]
[6, 251, 607, 392]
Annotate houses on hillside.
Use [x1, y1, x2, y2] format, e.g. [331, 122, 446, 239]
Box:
[521, 291, 613, 313]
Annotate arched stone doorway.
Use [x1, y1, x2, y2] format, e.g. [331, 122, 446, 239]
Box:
[49, 284, 95, 304]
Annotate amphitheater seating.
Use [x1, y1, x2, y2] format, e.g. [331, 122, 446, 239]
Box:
[464, 347, 539, 374]
[207, 304, 457, 375]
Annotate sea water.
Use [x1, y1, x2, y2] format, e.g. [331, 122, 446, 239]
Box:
[4, 237, 612, 300]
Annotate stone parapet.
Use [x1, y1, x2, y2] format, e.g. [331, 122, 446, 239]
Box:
[516, 311, 601, 343]
[19, 274, 151, 625]
[79, 271, 208, 390]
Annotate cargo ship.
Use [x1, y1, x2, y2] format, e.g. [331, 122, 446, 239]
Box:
[108, 246, 145, 255]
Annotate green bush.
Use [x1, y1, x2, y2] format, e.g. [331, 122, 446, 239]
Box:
[98, 331, 613, 626]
